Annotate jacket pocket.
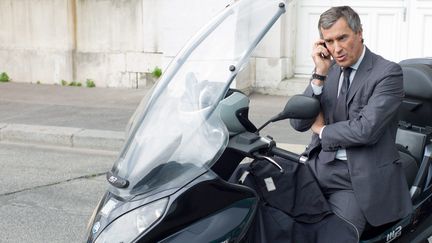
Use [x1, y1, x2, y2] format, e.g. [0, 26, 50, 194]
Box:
[376, 158, 400, 168]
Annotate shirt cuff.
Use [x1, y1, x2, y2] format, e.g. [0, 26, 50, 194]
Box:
[319, 126, 326, 139]
[310, 81, 323, 95]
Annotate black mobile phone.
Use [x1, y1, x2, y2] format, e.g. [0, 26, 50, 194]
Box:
[320, 42, 330, 59]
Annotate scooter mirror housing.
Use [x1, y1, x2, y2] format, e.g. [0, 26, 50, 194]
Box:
[257, 95, 320, 132]
[275, 94, 320, 121]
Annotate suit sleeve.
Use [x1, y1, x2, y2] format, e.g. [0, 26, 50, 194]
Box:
[320, 63, 403, 150]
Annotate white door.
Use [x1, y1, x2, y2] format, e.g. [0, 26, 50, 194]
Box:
[294, 0, 431, 76]
[406, 0, 432, 58]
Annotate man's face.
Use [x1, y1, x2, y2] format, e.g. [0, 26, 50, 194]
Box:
[321, 17, 364, 68]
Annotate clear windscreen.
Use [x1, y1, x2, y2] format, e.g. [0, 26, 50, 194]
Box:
[110, 0, 286, 198]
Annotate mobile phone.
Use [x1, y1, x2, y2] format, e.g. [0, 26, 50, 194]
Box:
[320, 42, 330, 59]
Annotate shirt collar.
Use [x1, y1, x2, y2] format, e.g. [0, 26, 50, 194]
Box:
[350, 45, 366, 71]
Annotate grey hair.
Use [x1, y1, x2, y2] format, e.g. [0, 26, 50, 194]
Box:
[318, 6, 362, 38]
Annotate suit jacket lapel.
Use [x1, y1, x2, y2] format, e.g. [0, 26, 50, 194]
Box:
[347, 47, 373, 104]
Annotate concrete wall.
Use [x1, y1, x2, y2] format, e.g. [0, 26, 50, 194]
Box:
[0, 0, 301, 93]
[76, 0, 143, 88]
[0, 0, 74, 84]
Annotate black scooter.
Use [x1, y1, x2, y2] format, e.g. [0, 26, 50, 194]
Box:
[84, 0, 432, 241]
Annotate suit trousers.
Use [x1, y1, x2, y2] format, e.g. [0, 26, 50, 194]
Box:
[308, 154, 367, 240]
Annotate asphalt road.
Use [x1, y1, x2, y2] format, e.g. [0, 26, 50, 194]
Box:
[0, 143, 116, 243]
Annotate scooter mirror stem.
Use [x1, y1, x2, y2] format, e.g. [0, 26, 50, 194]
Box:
[256, 114, 283, 133]
[256, 95, 320, 133]
[256, 121, 271, 133]
[255, 123, 267, 133]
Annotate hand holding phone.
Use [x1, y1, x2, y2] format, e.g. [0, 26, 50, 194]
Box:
[312, 39, 332, 76]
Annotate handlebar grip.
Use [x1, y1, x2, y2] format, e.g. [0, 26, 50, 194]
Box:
[270, 146, 302, 162]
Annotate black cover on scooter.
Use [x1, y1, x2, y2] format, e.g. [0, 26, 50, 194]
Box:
[231, 157, 358, 243]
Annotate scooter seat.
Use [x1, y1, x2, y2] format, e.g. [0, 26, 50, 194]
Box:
[399, 60, 432, 127]
[401, 63, 432, 100]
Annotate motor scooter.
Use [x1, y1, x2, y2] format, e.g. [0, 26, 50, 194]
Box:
[84, 0, 432, 241]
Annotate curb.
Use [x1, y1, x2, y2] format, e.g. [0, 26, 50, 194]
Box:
[0, 123, 125, 152]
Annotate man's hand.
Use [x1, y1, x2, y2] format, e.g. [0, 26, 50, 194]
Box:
[311, 112, 325, 135]
[311, 40, 332, 85]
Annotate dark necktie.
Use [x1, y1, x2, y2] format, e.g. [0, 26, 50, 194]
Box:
[333, 67, 353, 122]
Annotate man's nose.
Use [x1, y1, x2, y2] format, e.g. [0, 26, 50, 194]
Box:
[334, 42, 343, 53]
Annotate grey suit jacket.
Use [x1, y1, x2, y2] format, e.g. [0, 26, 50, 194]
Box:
[291, 47, 412, 226]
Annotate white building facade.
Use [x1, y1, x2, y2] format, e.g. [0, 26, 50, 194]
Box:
[0, 0, 430, 95]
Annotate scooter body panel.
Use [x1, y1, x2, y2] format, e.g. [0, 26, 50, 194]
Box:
[87, 170, 258, 243]
[139, 171, 258, 242]
[158, 198, 256, 243]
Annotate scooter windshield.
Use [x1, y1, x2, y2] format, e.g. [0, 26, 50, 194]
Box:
[110, 0, 286, 198]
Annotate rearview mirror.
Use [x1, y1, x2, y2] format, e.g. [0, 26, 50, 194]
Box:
[257, 95, 320, 132]
[273, 94, 320, 122]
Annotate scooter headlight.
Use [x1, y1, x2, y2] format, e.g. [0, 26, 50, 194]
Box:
[94, 197, 168, 243]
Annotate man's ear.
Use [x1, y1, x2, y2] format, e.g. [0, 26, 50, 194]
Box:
[357, 30, 363, 43]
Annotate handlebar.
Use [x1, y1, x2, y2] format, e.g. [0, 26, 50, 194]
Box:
[270, 146, 308, 164]
[228, 132, 308, 165]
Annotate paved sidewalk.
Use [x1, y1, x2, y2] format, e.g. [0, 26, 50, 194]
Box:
[0, 82, 311, 153]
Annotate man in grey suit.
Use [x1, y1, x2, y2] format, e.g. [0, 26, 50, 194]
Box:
[290, 6, 412, 240]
